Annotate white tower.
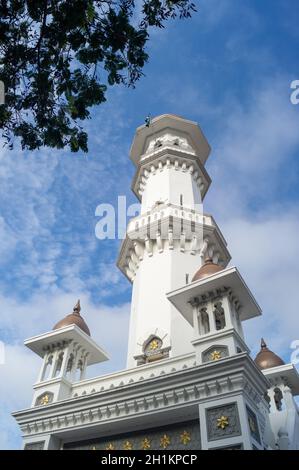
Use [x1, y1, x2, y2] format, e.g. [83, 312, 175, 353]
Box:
[15, 114, 299, 451]
[25, 301, 108, 408]
[117, 114, 230, 368]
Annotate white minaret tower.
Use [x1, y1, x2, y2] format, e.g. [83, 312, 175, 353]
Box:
[16, 114, 299, 451]
[117, 115, 231, 368]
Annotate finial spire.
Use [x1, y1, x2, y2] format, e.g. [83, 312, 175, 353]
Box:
[73, 299, 81, 314]
[145, 114, 151, 128]
[261, 338, 267, 349]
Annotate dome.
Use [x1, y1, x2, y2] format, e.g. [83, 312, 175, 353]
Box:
[192, 258, 223, 282]
[254, 338, 284, 370]
[53, 300, 90, 336]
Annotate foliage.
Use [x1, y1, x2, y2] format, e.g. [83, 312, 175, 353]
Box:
[0, 0, 196, 152]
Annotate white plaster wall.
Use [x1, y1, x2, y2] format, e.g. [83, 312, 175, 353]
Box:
[126, 245, 203, 368]
[141, 167, 201, 213]
[269, 408, 299, 449]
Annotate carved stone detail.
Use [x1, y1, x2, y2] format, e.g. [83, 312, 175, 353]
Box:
[202, 345, 229, 363]
[64, 419, 201, 450]
[206, 403, 241, 441]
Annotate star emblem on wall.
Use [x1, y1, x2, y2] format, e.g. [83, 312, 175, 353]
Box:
[180, 431, 191, 445]
[105, 443, 115, 450]
[160, 434, 170, 449]
[123, 440, 133, 450]
[40, 394, 49, 405]
[149, 339, 159, 350]
[141, 438, 151, 450]
[210, 350, 222, 361]
[217, 415, 229, 429]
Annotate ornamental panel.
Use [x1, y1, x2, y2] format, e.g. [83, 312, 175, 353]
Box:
[63, 420, 201, 450]
[202, 345, 229, 363]
[35, 391, 54, 407]
[246, 406, 261, 444]
[206, 403, 241, 441]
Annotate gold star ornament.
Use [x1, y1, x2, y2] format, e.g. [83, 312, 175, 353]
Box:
[105, 443, 115, 450]
[123, 440, 133, 450]
[217, 415, 229, 430]
[210, 350, 222, 361]
[160, 434, 170, 449]
[40, 394, 49, 405]
[141, 438, 151, 450]
[149, 339, 159, 350]
[180, 431, 191, 445]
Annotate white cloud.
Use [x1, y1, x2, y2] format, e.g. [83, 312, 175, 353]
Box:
[0, 344, 40, 450]
[206, 77, 299, 217]
[221, 207, 299, 359]
[202, 77, 299, 360]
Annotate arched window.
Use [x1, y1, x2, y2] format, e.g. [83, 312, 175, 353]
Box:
[200, 308, 210, 334]
[264, 392, 271, 405]
[66, 353, 74, 379]
[74, 358, 84, 382]
[54, 352, 64, 377]
[274, 387, 283, 411]
[214, 302, 226, 330]
[42, 354, 53, 381]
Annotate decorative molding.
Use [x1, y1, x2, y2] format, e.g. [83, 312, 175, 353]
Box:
[13, 354, 269, 440]
[131, 149, 211, 202]
[63, 419, 201, 450]
[117, 208, 230, 283]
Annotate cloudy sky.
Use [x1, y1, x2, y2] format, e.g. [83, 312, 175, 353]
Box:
[1, 0, 299, 449]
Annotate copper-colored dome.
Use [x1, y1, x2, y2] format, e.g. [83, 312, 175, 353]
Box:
[53, 300, 90, 336]
[254, 338, 284, 370]
[192, 258, 223, 282]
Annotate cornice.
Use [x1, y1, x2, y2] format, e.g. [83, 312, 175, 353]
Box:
[13, 353, 269, 439]
[131, 148, 211, 202]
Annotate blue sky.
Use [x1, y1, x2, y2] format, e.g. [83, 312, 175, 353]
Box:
[1, 0, 299, 449]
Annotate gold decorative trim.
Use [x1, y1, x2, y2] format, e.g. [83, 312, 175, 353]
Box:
[217, 415, 229, 429]
[180, 430, 191, 445]
[160, 434, 170, 449]
[210, 350, 221, 361]
[141, 438, 151, 450]
[123, 440, 133, 450]
[105, 443, 115, 450]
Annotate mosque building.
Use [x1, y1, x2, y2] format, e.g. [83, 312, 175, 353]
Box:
[13, 115, 299, 450]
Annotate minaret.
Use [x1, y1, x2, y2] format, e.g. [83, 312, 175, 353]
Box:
[255, 339, 299, 450]
[24, 301, 108, 407]
[117, 115, 231, 368]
